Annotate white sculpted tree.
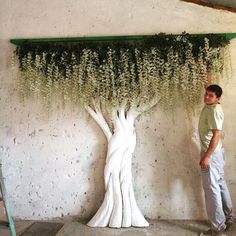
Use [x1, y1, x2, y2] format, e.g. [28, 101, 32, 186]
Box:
[16, 34, 229, 228]
[82, 49, 159, 228]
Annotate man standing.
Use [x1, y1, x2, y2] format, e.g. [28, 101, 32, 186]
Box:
[198, 84, 234, 236]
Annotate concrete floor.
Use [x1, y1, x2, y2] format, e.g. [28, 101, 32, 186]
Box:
[0, 219, 236, 236]
[56, 220, 236, 236]
[1, 201, 236, 236]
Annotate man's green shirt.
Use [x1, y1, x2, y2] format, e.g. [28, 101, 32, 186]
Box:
[198, 103, 224, 152]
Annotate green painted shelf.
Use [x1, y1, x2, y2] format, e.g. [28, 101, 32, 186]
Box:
[10, 33, 236, 45]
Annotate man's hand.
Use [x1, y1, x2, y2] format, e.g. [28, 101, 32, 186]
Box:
[199, 154, 210, 170]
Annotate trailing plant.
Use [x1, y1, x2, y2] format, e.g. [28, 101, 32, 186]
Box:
[14, 33, 230, 115]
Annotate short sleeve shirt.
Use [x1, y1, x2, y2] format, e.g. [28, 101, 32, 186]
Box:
[198, 104, 224, 152]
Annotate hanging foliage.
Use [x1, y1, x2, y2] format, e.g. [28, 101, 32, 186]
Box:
[14, 33, 231, 112]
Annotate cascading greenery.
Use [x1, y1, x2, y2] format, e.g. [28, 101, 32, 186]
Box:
[14, 33, 231, 113]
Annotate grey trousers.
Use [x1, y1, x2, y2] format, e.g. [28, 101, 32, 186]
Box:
[201, 149, 234, 231]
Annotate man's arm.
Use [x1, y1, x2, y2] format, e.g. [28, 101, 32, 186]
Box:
[199, 129, 221, 169]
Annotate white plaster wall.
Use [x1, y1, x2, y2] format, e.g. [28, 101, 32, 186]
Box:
[0, 0, 236, 220]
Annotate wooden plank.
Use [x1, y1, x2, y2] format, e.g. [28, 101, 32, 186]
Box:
[181, 0, 236, 13]
[0, 220, 34, 236]
[9, 33, 236, 45]
[19, 222, 64, 236]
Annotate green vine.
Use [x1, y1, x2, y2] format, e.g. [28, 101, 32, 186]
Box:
[14, 33, 231, 113]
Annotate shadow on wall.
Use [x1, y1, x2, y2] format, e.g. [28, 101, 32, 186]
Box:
[166, 109, 206, 219]
[169, 118, 205, 219]
[132, 106, 206, 220]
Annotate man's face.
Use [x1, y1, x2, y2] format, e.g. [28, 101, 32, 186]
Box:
[204, 90, 220, 105]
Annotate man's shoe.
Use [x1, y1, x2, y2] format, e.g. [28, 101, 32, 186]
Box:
[199, 224, 226, 236]
[225, 218, 234, 231]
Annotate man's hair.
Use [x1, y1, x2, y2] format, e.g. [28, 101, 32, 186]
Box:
[206, 84, 223, 98]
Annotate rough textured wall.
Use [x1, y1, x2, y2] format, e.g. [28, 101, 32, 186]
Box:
[0, 0, 236, 220]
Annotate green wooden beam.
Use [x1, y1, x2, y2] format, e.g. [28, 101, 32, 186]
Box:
[9, 33, 236, 45]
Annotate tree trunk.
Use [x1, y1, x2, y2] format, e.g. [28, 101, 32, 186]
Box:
[85, 105, 149, 228]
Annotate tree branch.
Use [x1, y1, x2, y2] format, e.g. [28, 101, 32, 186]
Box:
[132, 98, 159, 118]
[85, 105, 112, 141]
